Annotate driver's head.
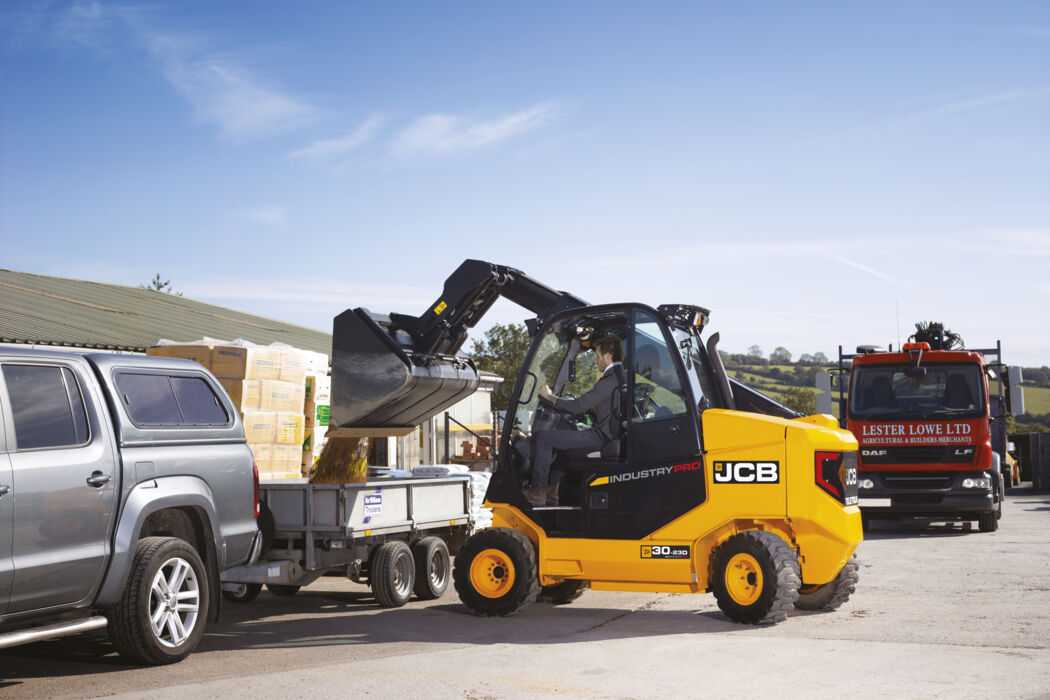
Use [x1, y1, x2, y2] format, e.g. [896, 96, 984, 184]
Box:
[593, 336, 623, 372]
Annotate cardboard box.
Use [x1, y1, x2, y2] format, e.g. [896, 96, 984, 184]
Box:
[220, 379, 261, 413]
[147, 344, 213, 368]
[244, 412, 277, 443]
[305, 374, 331, 404]
[258, 380, 305, 413]
[278, 349, 307, 384]
[211, 346, 281, 380]
[273, 443, 303, 471]
[259, 469, 302, 481]
[275, 412, 304, 445]
[249, 442, 273, 471]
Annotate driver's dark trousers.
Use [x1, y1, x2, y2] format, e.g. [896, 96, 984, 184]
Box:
[525, 428, 604, 488]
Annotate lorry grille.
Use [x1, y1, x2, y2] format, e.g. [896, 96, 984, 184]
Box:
[882, 472, 954, 490]
[860, 445, 976, 465]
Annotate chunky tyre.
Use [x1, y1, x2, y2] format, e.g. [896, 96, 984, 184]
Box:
[454, 527, 540, 617]
[709, 530, 800, 625]
[267, 584, 301, 596]
[538, 580, 589, 605]
[222, 583, 262, 603]
[978, 510, 998, 532]
[412, 537, 451, 600]
[371, 541, 415, 607]
[795, 554, 859, 611]
[108, 536, 209, 665]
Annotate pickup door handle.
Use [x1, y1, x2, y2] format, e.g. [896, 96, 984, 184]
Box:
[86, 472, 111, 488]
[0, 485, 9, 497]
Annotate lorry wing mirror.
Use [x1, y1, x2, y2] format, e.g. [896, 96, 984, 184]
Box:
[1007, 366, 1025, 416]
[815, 371, 833, 415]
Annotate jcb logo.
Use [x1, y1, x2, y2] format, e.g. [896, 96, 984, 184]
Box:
[713, 461, 780, 484]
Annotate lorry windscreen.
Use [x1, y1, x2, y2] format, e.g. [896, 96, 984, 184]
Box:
[849, 362, 985, 421]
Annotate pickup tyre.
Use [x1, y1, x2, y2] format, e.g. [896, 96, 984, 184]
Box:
[108, 537, 209, 665]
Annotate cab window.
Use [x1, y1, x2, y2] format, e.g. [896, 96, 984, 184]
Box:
[632, 312, 689, 422]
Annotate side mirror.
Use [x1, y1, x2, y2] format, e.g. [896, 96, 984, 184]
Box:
[815, 371, 833, 415]
[1007, 366, 1025, 416]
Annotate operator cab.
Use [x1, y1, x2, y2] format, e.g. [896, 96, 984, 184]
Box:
[489, 303, 725, 539]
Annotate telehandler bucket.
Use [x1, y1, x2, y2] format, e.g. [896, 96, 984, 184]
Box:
[329, 308, 480, 434]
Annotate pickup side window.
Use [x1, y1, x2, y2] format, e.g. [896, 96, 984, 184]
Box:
[116, 372, 229, 427]
[2, 364, 90, 449]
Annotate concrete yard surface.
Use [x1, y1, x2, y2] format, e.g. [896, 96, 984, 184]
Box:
[2, 489, 1049, 699]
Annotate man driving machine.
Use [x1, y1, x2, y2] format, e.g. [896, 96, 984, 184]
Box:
[522, 335, 625, 506]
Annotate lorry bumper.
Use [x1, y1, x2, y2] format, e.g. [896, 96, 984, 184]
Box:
[858, 473, 995, 516]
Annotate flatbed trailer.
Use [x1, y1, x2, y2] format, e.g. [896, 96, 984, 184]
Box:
[221, 475, 473, 606]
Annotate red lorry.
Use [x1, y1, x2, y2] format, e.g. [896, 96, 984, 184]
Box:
[818, 340, 1025, 531]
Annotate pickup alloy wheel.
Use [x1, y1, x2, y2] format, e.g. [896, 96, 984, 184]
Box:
[108, 536, 209, 665]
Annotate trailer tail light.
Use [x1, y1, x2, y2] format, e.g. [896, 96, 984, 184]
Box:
[252, 462, 260, 518]
[816, 451, 859, 506]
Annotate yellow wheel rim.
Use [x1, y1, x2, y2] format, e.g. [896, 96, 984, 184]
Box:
[725, 553, 763, 606]
[470, 548, 516, 599]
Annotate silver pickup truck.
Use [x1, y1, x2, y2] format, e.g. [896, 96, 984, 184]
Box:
[0, 348, 261, 664]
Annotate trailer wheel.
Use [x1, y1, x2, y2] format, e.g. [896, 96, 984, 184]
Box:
[538, 580, 589, 605]
[454, 527, 539, 617]
[267, 584, 301, 596]
[222, 583, 262, 603]
[978, 510, 998, 532]
[709, 530, 800, 625]
[795, 554, 859, 611]
[371, 541, 415, 607]
[412, 537, 451, 600]
[108, 536, 209, 665]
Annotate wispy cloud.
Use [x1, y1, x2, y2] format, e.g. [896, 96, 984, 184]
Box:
[237, 206, 287, 227]
[830, 255, 909, 286]
[390, 102, 561, 158]
[949, 229, 1050, 257]
[289, 115, 383, 160]
[144, 35, 322, 139]
[844, 88, 1050, 137]
[186, 277, 433, 310]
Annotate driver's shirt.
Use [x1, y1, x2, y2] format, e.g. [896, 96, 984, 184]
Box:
[552, 362, 625, 442]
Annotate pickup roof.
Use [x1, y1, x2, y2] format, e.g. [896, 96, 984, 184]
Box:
[0, 348, 261, 664]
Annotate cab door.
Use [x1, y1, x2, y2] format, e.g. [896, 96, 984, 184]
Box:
[1, 359, 119, 612]
[0, 405, 13, 614]
[584, 309, 705, 540]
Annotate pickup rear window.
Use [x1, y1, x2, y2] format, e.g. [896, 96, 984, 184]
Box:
[116, 372, 229, 427]
[2, 364, 90, 450]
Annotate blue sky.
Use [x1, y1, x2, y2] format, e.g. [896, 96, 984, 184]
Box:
[2, 1, 1048, 366]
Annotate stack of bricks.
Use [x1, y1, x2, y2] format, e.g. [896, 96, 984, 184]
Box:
[148, 342, 311, 480]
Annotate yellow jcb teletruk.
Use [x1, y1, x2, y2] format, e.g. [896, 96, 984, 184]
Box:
[329, 260, 862, 624]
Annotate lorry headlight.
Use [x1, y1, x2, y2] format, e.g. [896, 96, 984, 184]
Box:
[962, 476, 991, 489]
[860, 478, 875, 490]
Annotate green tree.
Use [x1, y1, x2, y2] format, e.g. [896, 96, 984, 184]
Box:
[770, 346, 792, 364]
[469, 322, 531, 411]
[747, 344, 763, 359]
[813, 351, 829, 364]
[780, 386, 817, 415]
[141, 273, 183, 296]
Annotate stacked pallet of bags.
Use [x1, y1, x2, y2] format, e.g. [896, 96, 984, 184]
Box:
[411, 465, 492, 530]
[301, 370, 331, 475]
[148, 339, 326, 480]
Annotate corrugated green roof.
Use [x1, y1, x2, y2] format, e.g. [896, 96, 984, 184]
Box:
[0, 269, 332, 356]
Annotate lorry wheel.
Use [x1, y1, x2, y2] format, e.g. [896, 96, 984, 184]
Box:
[267, 584, 301, 596]
[795, 554, 859, 611]
[412, 537, 451, 600]
[453, 527, 540, 617]
[709, 530, 800, 625]
[371, 541, 415, 607]
[538, 580, 588, 605]
[978, 510, 999, 532]
[222, 583, 262, 603]
[108, 536, 209, 665]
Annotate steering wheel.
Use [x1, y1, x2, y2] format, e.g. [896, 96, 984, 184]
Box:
[633, 384, 656, 419]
